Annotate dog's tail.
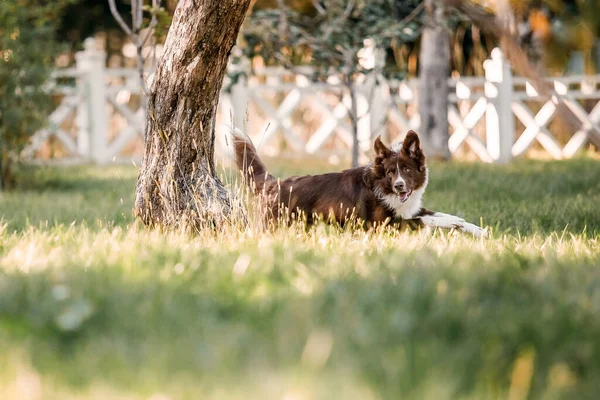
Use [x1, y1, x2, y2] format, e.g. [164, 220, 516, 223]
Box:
[227, 125, 274, 193]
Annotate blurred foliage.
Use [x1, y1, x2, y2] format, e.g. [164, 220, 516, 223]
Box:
[242, 1, 502, 79]
[243, 0, 425, 81]
[51, 0, 600, 74]
[0, 0, 75, 189]
[508, 0, 600, 72]
[141, 3, 172, 43]
[57, 0, 131, 48]
[57, 0, 171, 50]
[250, 0, 317, 14]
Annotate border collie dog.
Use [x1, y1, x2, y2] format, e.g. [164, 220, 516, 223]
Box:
[230, 127, 487, 238]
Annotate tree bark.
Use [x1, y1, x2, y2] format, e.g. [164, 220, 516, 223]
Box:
[418, 0, 451, 160]
[134, 0, 251, 231]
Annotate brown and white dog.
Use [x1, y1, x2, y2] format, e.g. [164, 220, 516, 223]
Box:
[229, 126, 487, 238]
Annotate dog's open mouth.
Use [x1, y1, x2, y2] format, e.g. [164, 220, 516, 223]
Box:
[396, 190, 412, 203]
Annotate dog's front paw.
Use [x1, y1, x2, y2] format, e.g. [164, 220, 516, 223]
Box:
[434, 212, 466, 222]
[458, 221, 488, 239]
[419, 214, 489, 238]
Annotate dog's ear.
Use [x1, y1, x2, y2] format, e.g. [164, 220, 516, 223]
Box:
[402, 131, 426, 171]
[373, 135, 392, 161]
[401, 131, 422, 156]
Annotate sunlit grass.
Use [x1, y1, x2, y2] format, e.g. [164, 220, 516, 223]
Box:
[1, 157, 600, 399]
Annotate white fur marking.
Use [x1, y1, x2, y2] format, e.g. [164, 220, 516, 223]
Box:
[391, 141, 403, 152]
[224, 124, 247, 140]
[378, 187, 425, 219]
[420, 212, 488, 238]
[431, 212, 465, 221]
[459, 221, 488, 238]
[391, 139, 416, 154]
[376, 169, 429, 219]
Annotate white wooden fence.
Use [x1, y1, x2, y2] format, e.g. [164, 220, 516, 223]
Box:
[24, 38, 600, 165]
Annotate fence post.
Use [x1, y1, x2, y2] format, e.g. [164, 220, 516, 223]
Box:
[356, 87, 371, 155]
[357, 46, 386, 155]
[75, 38, 108, 164]
[75, 50, 90, 159]
[483, 47, 514, 163]
[369, 48, 387, 144]
[230, 58, 250, 132]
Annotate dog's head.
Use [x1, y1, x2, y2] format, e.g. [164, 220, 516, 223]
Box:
[371, 131, 428, 203]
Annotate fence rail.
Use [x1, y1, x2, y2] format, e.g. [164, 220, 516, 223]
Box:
[25, 39, 600, 165]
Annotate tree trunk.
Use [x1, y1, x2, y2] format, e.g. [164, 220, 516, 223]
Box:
[0, 153, 15, 191]
[418, 0, 451, 160]
[134, 0, 251, 231]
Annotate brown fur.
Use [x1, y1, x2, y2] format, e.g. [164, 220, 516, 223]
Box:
[233, 129, 430, 227]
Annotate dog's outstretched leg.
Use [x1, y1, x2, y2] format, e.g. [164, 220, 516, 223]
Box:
[414, 208, 489, 238]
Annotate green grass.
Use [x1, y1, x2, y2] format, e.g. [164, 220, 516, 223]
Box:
[1, 158, 600, 399]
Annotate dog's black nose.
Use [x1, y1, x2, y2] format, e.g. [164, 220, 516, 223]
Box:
[394, 182, 405, 191]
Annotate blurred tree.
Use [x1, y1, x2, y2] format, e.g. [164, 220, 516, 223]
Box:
[243, 0, 423, 167]
[419, 0, 451, 159]
[0, 0, 75, 190]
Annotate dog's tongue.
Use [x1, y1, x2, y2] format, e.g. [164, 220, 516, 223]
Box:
[398, 190, 412, 203]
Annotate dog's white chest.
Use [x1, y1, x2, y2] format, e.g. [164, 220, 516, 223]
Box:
[379, 188, 424, 219]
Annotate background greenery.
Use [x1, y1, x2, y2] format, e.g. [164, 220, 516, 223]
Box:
[54, 0, 600, 75]
[1, 158, 600, 399]
[0, 0, 74, 188]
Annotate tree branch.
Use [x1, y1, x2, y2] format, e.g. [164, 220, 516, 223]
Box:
[276, 0, 288, 42]
[132, 0, 143, 36]
[312, 0, 326, 15]
[398, 2, 425, 27]
[108, 0, 133, 37]
[140, 0, 162, 48]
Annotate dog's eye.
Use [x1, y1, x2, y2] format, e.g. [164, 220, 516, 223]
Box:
[404, 167, 411, 173]
[387, 171, 394, 177]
